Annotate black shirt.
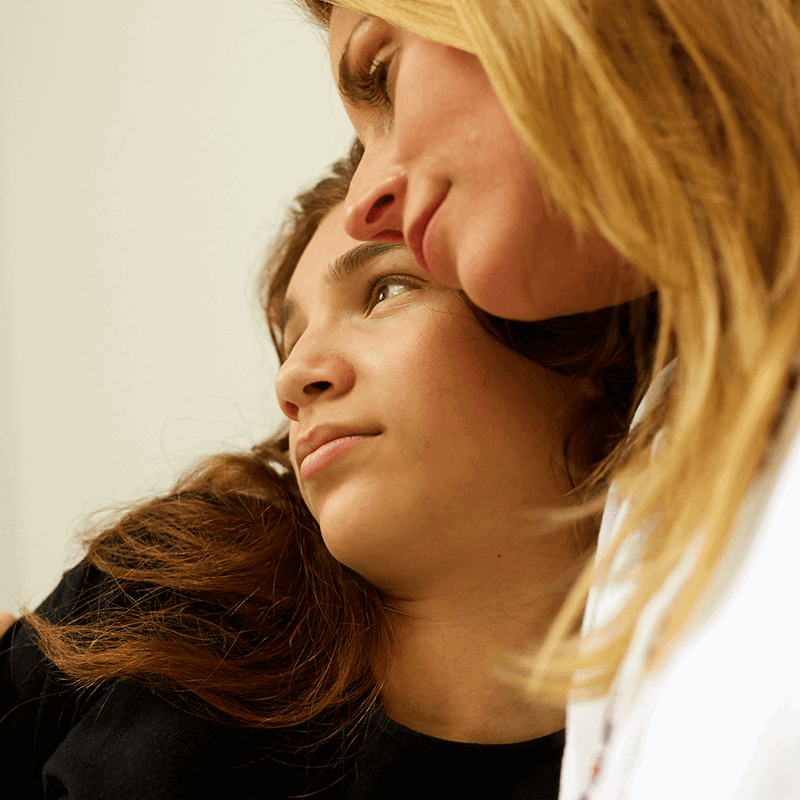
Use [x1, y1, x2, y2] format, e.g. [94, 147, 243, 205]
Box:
[1, 564, 564, 799]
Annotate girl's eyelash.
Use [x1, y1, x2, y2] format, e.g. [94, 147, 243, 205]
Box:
[282, 273, 420, 359]
[350, 58, 391, 109]
[366, 274, 418, 310]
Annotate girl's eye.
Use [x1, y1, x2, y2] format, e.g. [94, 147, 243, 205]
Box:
[368, 276, 415, 309]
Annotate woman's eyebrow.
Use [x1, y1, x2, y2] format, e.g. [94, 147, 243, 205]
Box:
[337, 15, 373, 105]
[279, 242, 405, 338]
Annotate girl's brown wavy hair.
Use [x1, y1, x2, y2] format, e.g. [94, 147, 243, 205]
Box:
[25, 138, 655, 733]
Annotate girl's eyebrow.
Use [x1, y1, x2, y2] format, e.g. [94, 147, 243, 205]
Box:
[337, 15, 373, 105]
[279, 242, 405, 338]
[325, 241, 404, 284]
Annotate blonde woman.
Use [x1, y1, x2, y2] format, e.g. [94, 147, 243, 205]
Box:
[297, 1, 800, 797]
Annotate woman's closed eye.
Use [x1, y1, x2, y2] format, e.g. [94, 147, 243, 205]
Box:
[349, 56, 393, 109]
[338, 17, 397, 111]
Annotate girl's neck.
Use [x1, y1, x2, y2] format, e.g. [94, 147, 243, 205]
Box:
[377, 538, 582, 744]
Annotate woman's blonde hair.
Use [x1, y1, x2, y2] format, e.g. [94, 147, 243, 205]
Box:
[301, 0, 800, 701]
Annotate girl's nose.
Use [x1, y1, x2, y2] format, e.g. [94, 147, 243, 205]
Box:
[274, 337, 356, 421]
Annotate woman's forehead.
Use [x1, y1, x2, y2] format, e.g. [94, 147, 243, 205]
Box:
[327, 7, 368, 69]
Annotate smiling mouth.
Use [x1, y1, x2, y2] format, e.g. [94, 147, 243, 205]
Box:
[407, 192, 447, 275]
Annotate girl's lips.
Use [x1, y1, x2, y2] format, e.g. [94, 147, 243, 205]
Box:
[299, 434, 376, 481]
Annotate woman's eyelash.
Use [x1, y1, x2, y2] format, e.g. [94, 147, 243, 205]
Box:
[349, 58, 391, 108]
[279, 335, 294, 363]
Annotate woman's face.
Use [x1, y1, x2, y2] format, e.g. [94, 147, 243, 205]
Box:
[274, 204, 581, 596]
[327, 8, 647, 322]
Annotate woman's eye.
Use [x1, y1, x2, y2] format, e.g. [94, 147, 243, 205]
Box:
[370, 60, 390, 103]
[281, 337, 296, 362]
[349, 52, 394, 109]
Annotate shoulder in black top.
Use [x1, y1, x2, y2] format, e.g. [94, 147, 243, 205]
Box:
[1, 563, 563, 799]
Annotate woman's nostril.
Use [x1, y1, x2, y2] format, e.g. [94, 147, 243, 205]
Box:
[366, 194, 394, 224]
[304, 380, 333, 395]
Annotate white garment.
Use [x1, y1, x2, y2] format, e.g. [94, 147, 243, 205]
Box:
[560, 374, 800, 800]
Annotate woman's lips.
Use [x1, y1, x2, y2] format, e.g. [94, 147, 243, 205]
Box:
[299, 434, 376, 481]
[407, 192, 447, 276]
[420, 199, 445, 279]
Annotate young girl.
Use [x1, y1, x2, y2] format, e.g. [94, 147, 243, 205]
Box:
[299, 2, 800, 797]
[0, 141, 654, 798]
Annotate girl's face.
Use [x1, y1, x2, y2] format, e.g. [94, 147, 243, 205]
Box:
[274, 204, 582, 596]
[327, 8, 647, 322]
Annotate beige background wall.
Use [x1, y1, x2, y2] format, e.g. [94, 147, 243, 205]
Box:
[0, 0, 353, 614]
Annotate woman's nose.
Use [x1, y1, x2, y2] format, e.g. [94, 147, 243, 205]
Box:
[274, 338, 356, 421]
[343, 152, 407, 242]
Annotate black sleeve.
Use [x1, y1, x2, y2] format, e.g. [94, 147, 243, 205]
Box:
[0, 563, 307, 800]
[0, 562, 106, 798]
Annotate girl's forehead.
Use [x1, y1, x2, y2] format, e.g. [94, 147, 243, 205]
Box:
[283, 206, 356, 306]
[279, 207, 409, 333]
[292, 207, 357, 282]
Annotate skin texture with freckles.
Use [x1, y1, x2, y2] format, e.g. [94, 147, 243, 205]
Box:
[274, 203, 592, 742]
[329, 8, 649, 321]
